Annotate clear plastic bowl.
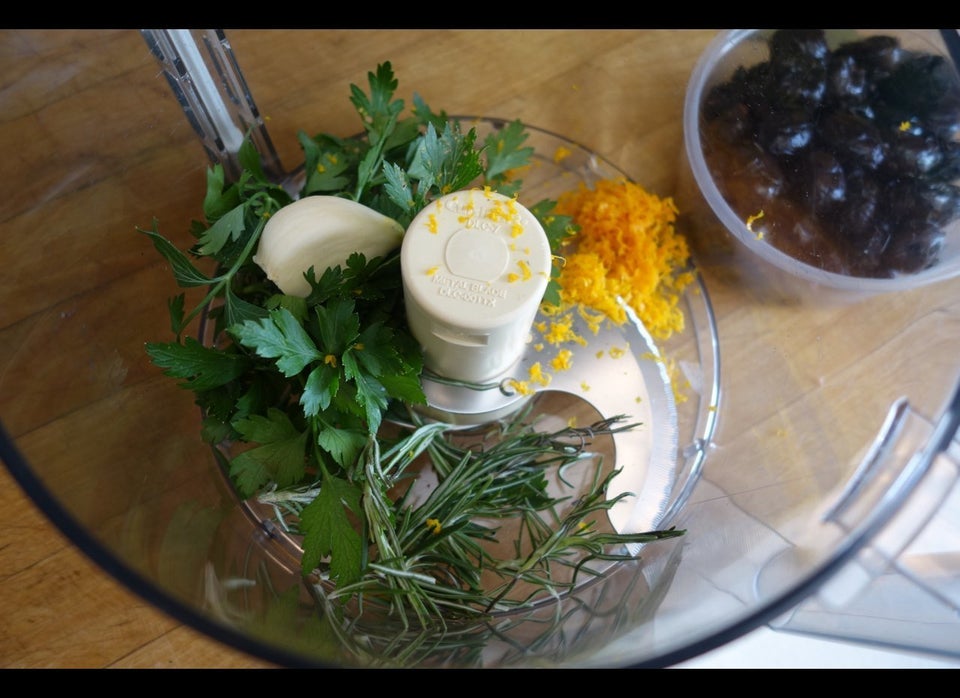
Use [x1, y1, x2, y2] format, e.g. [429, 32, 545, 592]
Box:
[3, 29, 960, 668]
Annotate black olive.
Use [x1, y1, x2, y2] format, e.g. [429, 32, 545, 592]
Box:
[741, 150, 788, 201]
[796, 149, 846, 216]
[776, 61, 827, 109]
[758, 108, 815, 156]
[820, 111, 888, 170]
[876, 53, 960, 136]
[882, 224, 945, 274]
[832, 34, 904, 81]
[770, 29, 830, 66]
[886, 178, 960, 228]
[885, 131, 944, 176]
[707, 136, 787, 208]
[931, 140, 960, 181]
[826, 53, 869, 104]
[704, 77, 746, 120]
[768, 32, 828, 109]
[920, 181, 960, 226]
[717, 63, 776, 117]
[703, 77, 759, 144]
[833, 167, 881, 240]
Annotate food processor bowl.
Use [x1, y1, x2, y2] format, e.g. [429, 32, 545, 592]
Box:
[2, 28, 959, 668]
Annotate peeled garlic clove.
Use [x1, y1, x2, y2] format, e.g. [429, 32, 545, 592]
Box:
[253, 195, 405, 297]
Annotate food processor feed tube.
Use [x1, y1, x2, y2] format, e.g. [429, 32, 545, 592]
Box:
[400, 187, 679, 536]
[401, 189, 552, 422]
[140, 29, 287, 186]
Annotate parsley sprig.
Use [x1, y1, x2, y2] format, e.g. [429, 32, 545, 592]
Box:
[141, 61, 682, 658]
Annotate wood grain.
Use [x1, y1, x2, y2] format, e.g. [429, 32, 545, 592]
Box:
[3, 28, 958, 669]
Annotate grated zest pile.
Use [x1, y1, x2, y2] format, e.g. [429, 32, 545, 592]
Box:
[549, 177, 694, 340]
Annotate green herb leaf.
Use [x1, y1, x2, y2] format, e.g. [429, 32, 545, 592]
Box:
[342, 351, 389, 435]
[378, 371, 426, 405]
[166, 294, 185, 335]
[484, 119, 534, 180]
[237, 136, 268, 181]
[145, 336, 249, 391]
[528, 199, 577, 306]
[224, 285, 270, 328]
[299, 131, 354, 194]
[230, 408, 309, 496]
[381, 161, 415, 215]
[301, 363, 339, 417]
[299, 473, 363, 584]
[315, 419, 367, 468]
[349, 62, 405, 201]
[196, 203, 246, 256]
[315, 298, 360, 357]
[202, 164, 241, 221]
[140, 224, 215, 288]
[350, 61, 403, 138]
[407, 122, 483, 196]
[234, 307, 323, 377]
[411, 93, 449, 132]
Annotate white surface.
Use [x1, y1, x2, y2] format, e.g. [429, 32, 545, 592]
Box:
[674, 625, 960, 668]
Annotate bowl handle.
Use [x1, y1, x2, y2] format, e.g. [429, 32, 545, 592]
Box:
[762, 385, 960, 657]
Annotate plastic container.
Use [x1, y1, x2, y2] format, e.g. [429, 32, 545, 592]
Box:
[2, 28, 960, 668]
[680, 29, 960, 304]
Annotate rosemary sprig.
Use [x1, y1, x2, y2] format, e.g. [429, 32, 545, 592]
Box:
[260, 400, 684, 629]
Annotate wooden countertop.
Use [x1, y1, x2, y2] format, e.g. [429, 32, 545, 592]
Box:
[3, 29, 958, 669]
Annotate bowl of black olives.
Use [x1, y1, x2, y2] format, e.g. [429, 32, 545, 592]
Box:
[682, 29, 960, 297]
